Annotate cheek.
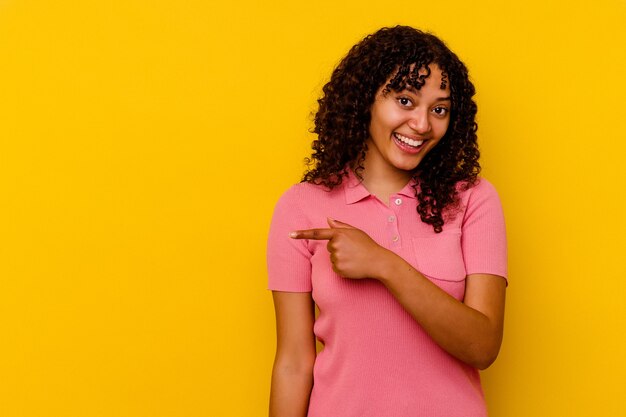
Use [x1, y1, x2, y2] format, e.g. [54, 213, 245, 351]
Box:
[369, 115, 392, 137]
[370, 104, 404, 131]
[435, 119, 451, 137]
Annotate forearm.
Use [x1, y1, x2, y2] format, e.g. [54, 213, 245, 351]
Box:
[269, 360, 314, 417]
[269, 291, 316, 417]
[377, 251, 504, 369]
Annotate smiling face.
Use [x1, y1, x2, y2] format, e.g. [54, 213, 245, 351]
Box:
[364, 65, 451, 181]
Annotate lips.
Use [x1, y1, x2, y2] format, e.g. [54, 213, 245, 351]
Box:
[393, 132, 427, 154]
[394, 132, 424, 147]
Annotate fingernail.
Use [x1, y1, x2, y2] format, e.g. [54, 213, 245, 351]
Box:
[289, 232, 298, 238]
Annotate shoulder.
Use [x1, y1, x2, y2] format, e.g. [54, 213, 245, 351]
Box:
[274, 181, 344, 211]
[456, 177, 508, 278]
[457, 177, 502, 207]
[455, 177, 506, 230]
[458, 177, 499, 198]
[453, 177, 505, 225]
[277, 181, 330, 200]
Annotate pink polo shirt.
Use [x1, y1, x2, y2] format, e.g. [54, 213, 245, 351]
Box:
[267, 172, 507, 417]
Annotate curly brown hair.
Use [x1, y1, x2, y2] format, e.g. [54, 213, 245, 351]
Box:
[303, 26, 480, 233]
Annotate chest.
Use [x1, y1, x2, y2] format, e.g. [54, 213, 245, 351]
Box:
[305, 197, 468, 305]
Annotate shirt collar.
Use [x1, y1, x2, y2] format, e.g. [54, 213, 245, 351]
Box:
[344, 170, 371, 205]
[343, 169, 417, 205]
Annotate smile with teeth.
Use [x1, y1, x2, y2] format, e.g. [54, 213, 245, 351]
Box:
[394, 133, 425, 148]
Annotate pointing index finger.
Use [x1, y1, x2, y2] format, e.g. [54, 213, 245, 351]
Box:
[290, 228, 334, 240]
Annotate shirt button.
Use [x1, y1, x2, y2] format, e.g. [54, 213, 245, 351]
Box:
[394, 198, 402, 206]
[392, 235, 399, 242]
[388, 216, 395, 222]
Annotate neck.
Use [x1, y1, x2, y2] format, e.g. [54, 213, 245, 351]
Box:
[357, 151, 413, 204]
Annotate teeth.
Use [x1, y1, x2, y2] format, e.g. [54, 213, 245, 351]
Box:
[395, 133, 424, 147]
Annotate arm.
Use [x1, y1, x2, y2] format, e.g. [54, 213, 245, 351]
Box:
[291, 218, 506, 370]
[377, 251, 506, 369]
[269, 291, 316, 417]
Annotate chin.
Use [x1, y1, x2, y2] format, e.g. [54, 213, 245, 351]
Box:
[395, 159, 422, 172]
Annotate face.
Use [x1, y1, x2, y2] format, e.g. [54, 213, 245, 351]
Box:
[365, 65, 451, 177]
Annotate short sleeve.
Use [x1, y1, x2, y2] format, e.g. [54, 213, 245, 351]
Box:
[461, 179, 508, 282]
[266, 185, 313, 292]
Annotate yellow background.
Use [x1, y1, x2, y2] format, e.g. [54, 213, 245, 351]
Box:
[1, 0, 625, 416]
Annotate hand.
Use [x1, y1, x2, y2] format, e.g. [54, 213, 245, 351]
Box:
[290, 218, 391, 280]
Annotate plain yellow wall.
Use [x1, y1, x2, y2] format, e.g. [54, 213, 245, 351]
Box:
[1, 0, 625, 416]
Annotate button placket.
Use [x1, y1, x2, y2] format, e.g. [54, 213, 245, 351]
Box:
[386, 199, 401, 247]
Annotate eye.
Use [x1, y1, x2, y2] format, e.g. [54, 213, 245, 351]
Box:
[396, 96, 413, 107]
[432, 106, 449, 117]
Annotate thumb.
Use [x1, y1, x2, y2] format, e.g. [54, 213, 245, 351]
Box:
[327, 217, 354, 229]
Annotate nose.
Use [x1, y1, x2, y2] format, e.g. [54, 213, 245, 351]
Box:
[407, 110, 431, 135]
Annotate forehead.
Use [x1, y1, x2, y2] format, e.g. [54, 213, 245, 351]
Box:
[384, 63, 450, 93]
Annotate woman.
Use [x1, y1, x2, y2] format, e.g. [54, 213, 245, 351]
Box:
[267, 26, 507, 417]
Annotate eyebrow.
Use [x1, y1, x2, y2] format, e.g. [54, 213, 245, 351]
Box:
[404, 86, 451, 101]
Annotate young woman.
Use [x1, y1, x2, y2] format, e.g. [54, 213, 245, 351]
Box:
[267, 26, 507, 417]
